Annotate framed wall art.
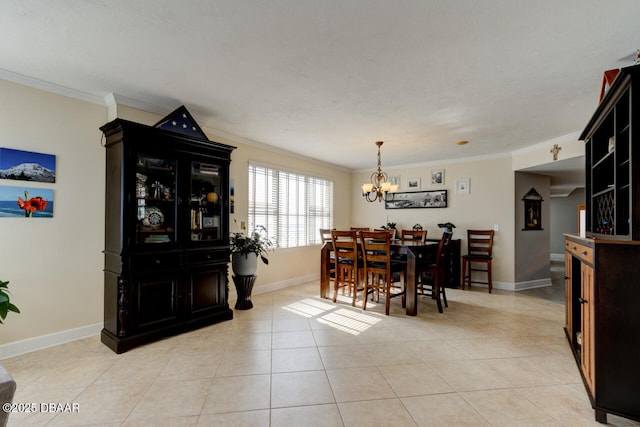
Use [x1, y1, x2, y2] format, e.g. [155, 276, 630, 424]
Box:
[385, 190, 447, 209]
[522, 187, 543, 230]
[456, 178, 470, 195]
[431, 169, 444, 185]
[407, 177, 421, 189]
[0, 185, 54, 218]
[0, 148, 56, 183]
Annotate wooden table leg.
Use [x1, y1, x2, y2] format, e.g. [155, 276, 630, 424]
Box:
[405, 248, 418, 316]
[320, 242, 330, 299]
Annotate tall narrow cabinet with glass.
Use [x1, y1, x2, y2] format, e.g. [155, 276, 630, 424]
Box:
[100, 113, 235, 353]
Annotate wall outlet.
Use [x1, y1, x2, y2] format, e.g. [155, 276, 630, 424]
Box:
[494, 224, 499, 231]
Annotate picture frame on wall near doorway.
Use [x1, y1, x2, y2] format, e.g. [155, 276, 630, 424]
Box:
[456, 178, 470, 195]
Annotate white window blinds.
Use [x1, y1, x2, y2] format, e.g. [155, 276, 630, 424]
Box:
[248, 163, 333, 248]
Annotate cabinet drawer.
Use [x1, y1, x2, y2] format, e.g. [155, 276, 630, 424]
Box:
[130, 252, 180, 272]
[186, 249, 227, 265]
[565, 240, 594, 263]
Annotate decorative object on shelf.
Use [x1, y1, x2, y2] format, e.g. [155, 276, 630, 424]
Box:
[522, 187, 543, 230]
[385, 190, 447, 209]
[361, 141, 398, 203]
[456, 178, 470, 195]
[154, 105, 208, 140]
[599, 68, 620, 102]
[206, 191, 218, 203]
[230, 222, 274, 276]
[142, 206, 164, 228]
[412, 223, 423, 231]
[550, 143, 562, 161]
[229, 180, 235, 214]
[431, 169, 444, 185]
[438, 222, 456, 233]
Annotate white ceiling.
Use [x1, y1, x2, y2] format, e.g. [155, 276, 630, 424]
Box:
[1, 1, 639, 176]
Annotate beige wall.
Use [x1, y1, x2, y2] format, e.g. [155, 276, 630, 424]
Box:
[0, 84, 353, 355]
[0, 80, 107, 346]
[1, 78, 562, 355]
[352, 156, 516, 285]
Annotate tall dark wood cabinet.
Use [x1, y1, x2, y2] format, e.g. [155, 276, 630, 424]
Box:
[564, 64, 640, 423]
[100, 113, 235, 353]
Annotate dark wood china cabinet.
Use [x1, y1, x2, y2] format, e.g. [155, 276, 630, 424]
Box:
[100, 107, 235, 353]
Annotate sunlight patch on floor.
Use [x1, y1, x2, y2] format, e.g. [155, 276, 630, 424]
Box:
[282, 297, 383, 335]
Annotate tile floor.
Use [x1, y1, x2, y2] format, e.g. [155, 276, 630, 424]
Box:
[3, 280, 639, 426]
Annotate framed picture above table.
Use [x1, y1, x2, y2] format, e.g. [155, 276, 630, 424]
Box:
[385, 190, 447, 209]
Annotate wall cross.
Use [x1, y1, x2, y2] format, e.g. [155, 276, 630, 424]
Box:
[550, 144, 562, 161]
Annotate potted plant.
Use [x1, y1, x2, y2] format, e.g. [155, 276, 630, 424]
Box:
[229, 223, 274, 277]
[1, 279, 19, 427]
[0, 279, 20, 324]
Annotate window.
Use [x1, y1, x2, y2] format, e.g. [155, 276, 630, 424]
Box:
[248, 163, 333, 248]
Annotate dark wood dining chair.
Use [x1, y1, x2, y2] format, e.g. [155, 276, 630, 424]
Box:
[461, 229, 495, 293]
[319, 228, 335, 244]
[360, 231, 405, 316]
[320, 228, 336, 290]
[374, 228, 397, 240]
[418, 231, 452, 313]
[330, 230, 364, 306]
[401, 229, 427, 243]
[350, 226, 370, 232]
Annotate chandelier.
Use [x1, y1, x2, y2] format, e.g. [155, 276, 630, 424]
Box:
[361, 141, 398, 202]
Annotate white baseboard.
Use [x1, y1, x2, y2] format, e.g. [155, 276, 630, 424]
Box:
[2, 274, 320, 360]
[464, 278, 551, 292]
[0, 323, 102, 360]
[550, 253, 565, 261]
[229, 273, 319, 300]
[513, 278, 552, 291]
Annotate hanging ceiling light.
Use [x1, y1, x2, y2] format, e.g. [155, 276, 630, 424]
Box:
[361, 141, 398, 202]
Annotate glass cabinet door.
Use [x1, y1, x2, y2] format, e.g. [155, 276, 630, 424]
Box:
[135, 154, 177, 244]
[190, 161, 222, 242]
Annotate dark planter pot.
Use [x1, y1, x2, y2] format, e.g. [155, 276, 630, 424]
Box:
[232, 274, 256, 310]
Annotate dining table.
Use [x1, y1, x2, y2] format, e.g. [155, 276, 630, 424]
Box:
[320, 239, 439, 316]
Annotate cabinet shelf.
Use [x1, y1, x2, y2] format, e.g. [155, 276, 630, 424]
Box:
[591, 186, 614, 199]
[592, 150, 614, 169]
[582, 65, 640, 241]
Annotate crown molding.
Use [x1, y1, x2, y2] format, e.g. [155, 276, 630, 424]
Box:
[510, 132, 581, 156]
[0, 68, 108, 106]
